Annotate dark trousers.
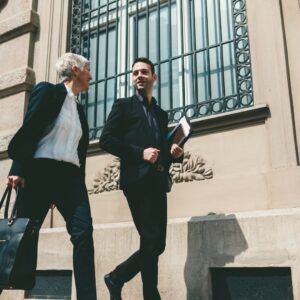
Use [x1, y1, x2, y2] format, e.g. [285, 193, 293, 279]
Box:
[111, 171, 167, 300]
[18, 158, 97, 300]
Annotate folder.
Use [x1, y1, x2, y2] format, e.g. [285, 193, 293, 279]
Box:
[167, 116, 193, 147]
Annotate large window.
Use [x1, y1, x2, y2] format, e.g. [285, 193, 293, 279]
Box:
[71, 0, 253, 140]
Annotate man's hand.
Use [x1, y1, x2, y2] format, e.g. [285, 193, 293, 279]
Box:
[170, 144, 184, 159]
[7, 176, 25, 189]
[143, 148, 160, 164]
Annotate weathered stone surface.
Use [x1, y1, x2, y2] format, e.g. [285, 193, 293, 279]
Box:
[0, 34, 32, 74]
[0, 132, 14, 153]
[0, 9, 39, 43]
[3, 209, 300, 300]
[0, 67, 35, 98]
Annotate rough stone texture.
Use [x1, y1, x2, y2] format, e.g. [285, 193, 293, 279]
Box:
[0, 92, 26, 155]
[0, 67, 35, 98]
[2, 209, 300, 300]
[0, 34, 32, 74]
[0, 0, 35, 21]
[0, 9, 39, 43]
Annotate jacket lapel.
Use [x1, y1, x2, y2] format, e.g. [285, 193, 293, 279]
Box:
[132, 95, 153, 139]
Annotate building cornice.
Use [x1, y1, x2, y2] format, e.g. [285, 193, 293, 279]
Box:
[0, 67, 36, 99]
[0, 9, 39, 43]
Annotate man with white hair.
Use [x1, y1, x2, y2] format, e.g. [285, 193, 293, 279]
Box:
[6, 53, 97, 300]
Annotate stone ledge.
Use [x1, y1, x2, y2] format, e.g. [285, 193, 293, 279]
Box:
[0, 9, 39, 43]
[0, 104, 270, 160]
[186, 104, 270, 137]
[0, 66, 35, 99]
[87, 104, 270, 157]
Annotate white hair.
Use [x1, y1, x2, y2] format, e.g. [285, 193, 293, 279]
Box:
[56, 53, 89, 82]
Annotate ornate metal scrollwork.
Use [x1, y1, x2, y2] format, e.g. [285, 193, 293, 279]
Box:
[70, 0, 82, 54]
[89, 152, 213, 194]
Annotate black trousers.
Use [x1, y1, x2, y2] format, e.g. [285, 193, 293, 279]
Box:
[18, 158, 97, 300]
[111, 170, 167, 300]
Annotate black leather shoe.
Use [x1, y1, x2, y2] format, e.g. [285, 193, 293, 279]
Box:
[104, 273, 123, 300]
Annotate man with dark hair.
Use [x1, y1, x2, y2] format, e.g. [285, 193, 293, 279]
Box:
[100, 57, 184, 300]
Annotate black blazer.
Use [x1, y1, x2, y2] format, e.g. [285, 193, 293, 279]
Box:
[99, 95, 181, 189]
[8, 82, 89, 178]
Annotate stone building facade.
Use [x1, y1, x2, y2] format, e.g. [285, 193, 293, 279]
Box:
[0, 0, 300, 299]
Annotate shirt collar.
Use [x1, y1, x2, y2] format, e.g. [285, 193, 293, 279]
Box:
[136, 91, 157, 107]
[64, 84, 79, 103]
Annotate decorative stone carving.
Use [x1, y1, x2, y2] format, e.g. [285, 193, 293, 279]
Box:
[89, 159, 120, 194]
[170, 152, 213, 183]
[89, 152, 213, 194]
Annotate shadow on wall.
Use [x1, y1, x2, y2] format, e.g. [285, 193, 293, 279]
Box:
[0, 0, 8, 12]
[184, 213, 248, 300]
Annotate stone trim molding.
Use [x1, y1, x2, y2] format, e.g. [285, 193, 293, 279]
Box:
[0, 105, 270, 160]
[177, 104, 270, 137]
[88, 152, 213, 194]
[0, 9, 39, 43]
[0, 67, 36, 99]
[87, 104, 270, 157]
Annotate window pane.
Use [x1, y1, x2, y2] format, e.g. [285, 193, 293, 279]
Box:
[160, 62, 170, 111]
[72, 0, 253, 138]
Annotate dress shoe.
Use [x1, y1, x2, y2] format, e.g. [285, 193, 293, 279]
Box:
[104, 273, 123, 300]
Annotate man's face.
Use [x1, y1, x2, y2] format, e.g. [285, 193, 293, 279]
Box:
[73, 64, 92, 91]
[132, 62, 156, 93]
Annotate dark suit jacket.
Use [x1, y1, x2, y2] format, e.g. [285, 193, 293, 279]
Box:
[8, 82, 89, 178]
[99, 95, 181, 190]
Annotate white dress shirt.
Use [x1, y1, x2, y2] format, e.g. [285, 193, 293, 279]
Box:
[33, 85, 83, 167]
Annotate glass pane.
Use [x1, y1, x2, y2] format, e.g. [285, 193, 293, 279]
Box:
[98, 31, 106, 80]
[149, 11, 158, 62]
[96, 81, 105, 128]
[160, 62, 170, 111]
[171, 58, 180, 109]
[207, 0, 220, 46]
[89, 33, 97, 79]
[87, 84, 96, 127]
[106, 79, 116, 119]
[221, 0, 233, 41]
[223, 42, 236, 96]
[171, 2, 179, 57]
[184, 54, 194, 105]
[193, 0, 207, 49]
[196, 51, 209, 102]
[209, 47, 222, 99]
[107, 27, 117, 77]
[160, 6, 169, 61]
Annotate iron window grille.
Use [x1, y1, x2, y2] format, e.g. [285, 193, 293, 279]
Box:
[71, 0, 253, 140]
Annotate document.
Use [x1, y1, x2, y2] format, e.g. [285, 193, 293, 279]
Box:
[167, 116, 193, 147]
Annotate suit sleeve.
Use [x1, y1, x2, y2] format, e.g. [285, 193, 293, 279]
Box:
[99, 99, 144, 161]
[8, 82, 54, 177]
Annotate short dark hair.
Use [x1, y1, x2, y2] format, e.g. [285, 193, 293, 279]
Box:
[132, 57, 155, 74]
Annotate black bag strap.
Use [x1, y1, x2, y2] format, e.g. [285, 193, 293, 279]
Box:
[9, 187, 20, 224]
[0, 186, 21, 224]
[0, 186, 12, 219]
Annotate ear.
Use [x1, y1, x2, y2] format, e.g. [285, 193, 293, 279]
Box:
[153, 73, 157, 81]
[71, 65, 80, 77]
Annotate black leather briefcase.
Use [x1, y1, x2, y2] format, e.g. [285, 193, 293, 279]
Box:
[0, 187, 39, 292]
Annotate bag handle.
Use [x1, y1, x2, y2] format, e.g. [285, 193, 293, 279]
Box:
[0, 186, 21, 224]
[9, 187, 20, 225]
[0, 186, 12, 219]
